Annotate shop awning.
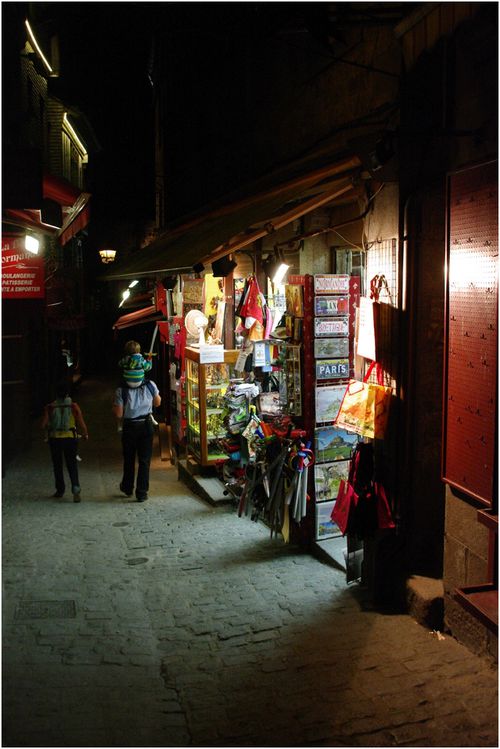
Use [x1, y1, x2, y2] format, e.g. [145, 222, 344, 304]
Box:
[113, 305, 165, 330]
[2, 173, 91, 246]
[101, 152, 363, 282]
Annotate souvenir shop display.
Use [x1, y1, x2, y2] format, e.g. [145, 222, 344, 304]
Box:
[315, 384, 346, 424]
[311, 274, 360, 541]
[185, 347, 239, 465]
[331, 441, 395, 537]
[334, 361, 392, 440]
[177, 268, 393, 553]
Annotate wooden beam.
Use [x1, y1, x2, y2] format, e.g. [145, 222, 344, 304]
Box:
[202, 180, 356, 264]
[161, 156, 361, 240]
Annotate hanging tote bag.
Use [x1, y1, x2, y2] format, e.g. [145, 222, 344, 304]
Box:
[373, 481, 396, 529]
[334, 361, 392, 440]
[331, 479, 359, 535]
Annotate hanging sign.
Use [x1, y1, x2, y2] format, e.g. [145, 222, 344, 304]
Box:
[356, 296, 377, 361]
[314, 296, 349, 316]
[315, 359, 349, 380]
[314, 274, 350, 294]
[314, 317, 349, 337]
[2, 237, 45, 299]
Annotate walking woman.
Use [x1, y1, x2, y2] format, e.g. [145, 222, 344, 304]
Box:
[42, 382, 89, 502]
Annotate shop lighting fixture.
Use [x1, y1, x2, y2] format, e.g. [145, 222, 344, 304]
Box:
[263, 249, 289, 285]
[25, 19, 53, 74]
[63, 113, 87, 157]
[162, 276, 178, 290]
[272, 262, 290, 286]
[24, 234, 40, 255]
[99, 248, 116, 264]
[211, 255, 237, 277]
[128, 279, 139, 288]
[118, 288, 131, 308]
[192, 262, 205, 274]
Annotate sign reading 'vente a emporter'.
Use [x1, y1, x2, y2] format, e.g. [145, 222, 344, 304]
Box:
[2, 237, 45, 299]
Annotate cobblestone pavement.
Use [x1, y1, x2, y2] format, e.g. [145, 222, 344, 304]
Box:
[2, 379, 498, 747]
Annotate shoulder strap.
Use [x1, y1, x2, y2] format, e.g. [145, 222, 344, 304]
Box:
[145, 381, 155, 397]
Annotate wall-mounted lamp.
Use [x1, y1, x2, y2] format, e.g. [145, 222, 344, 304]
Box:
[263, 249, 289, 285]
[211, 255, 237, 277]
[99, 248, 116, 264]
[25, 234, 40, 255]
[162, 276, 178, 290]
[118, 288, 131, 308]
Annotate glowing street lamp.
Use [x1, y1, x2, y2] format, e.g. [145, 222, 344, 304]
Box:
[99, 248, 116, 264]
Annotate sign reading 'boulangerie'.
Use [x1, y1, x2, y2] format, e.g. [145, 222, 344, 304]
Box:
[2, 237, 45, 299]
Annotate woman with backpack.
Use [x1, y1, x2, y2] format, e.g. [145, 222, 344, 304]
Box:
[41, 382, 89, 502]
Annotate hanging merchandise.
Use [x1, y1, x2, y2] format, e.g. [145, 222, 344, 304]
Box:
[235, 424, 313, 539]
[331, 441, 395, 537]
[334, 361, 392, 440]
[235, 274, 267, 341]
[356, 274, 394, 362]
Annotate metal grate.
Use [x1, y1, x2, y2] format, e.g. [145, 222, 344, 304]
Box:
[365, 238, 399, 389]
[15, 600, 76, 620]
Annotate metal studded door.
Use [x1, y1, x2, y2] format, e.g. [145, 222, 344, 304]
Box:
[442, 161, 498, 506]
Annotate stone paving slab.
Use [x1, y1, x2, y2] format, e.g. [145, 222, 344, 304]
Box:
[2, 378, 498, 747]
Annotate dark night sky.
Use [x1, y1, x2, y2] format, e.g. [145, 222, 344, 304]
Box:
[44, 3, 158, 245]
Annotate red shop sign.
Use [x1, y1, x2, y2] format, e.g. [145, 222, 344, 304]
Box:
[2, 236, 45, 299]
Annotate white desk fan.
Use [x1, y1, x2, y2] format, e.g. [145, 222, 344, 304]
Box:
[185, 309, 209, 347]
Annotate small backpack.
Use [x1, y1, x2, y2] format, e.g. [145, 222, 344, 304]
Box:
[48, 398, 76, 435]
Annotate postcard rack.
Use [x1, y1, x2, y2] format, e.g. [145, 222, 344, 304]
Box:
[311, 274, 360, 542]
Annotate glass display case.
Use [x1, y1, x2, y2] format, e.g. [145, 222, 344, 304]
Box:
[284, 344, 302, 416]
[185, 346, 239, 466]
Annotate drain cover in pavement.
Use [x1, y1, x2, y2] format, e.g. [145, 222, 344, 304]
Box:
[126, 557, 149, 565]
[15, 600, 76, 620]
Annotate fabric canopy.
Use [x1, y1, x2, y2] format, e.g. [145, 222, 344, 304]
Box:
[113, 305, 165, 330]
[3, 173, 91, 246]
[101, 152, 362, 282]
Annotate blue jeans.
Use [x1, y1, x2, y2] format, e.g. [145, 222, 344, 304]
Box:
[49, 438, 80, 494]
[121, 418, 153, 500]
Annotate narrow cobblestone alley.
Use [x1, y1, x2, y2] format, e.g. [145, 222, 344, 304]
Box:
[2, 379, 497, 747]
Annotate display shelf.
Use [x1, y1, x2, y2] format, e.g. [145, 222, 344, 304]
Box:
[185, 346, 238, 465]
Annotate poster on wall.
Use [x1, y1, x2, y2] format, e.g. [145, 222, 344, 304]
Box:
[182, 276, 204, 314]
[314, 274, 350, 295]
[315, 461, 350, 502]
[314, 296, 349, 316]
[285, 285, 304, 317]
[315, 500, 341, 540]
[314, 337, 349, 359]
[314, 317, 349, 338]
[2, 237, 45, 299]
[314, 426, 359, 463]
[315, 384, 347, 423]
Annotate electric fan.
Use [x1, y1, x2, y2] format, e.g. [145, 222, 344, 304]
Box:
[185, 309, 209, 347]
